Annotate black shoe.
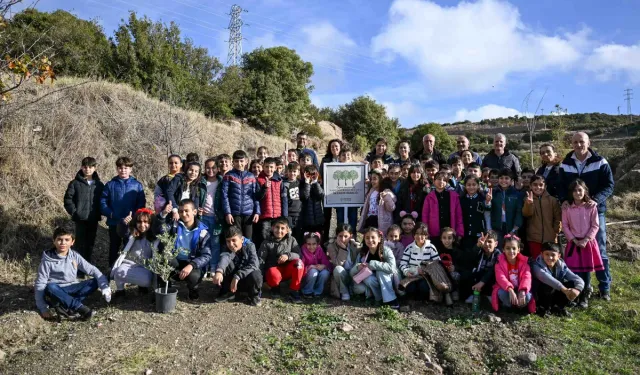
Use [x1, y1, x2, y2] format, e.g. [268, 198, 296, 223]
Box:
[188, 289, 200, 301]
[271, 288, 281, 298]
[77, 305, 95, 321]
[248, 296, 262, 307]
[537, 307, 548, 318]
[113, 290, 126, 301]
[215, 292, 236, 303]
[578, 294, 589, 309]
[54, 305, 77, 319]
[138, 287, 150, 294]
[289, 291, 302, 304]
[386, 299, 400, 310]
[552, 307, 572, 318]
[302, 293, 314, 300]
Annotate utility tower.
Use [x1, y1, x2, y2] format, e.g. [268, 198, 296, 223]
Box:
[624, 88, 633, 123]
[227, 5, 245, 66]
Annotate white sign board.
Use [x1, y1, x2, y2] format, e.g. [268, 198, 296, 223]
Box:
[323, 162, 368, 208]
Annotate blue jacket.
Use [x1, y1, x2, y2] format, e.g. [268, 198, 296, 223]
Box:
[100, 176, 146, 225]
[489, 185, 523, 233]
[558, 148, 614, 214]
[154, 217, 212, 270]
[222, 169, 261, 217]
[532, 256, 584, 292]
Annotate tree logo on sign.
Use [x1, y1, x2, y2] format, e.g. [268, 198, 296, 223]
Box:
[333, 169, 359, 186]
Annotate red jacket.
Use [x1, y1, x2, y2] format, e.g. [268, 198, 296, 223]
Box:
[492, 253, 536, 313]
[257, 172, 287, 220]
[421, 190, 464, 238]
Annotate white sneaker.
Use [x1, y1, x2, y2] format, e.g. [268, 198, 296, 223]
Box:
[341, 293, 351, 301]
[465, 295, 474, 304]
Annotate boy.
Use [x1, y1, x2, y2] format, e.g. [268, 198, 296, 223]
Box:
[532, 242, 584, 317]
[35, 224, 111, 321]
[213, 227, 263, 306]
[299, 152, 314, 171]
[488, 168, 500, 188]
[370, 156, 385, 171]
[481, 167, 492, 185]
[100, 156, 146, 267]
[338, 146, 352, 163]
[156, 199, 211, 300]
[222, 150, 260, 240]
[300, 164, 325, 237]
[449, 156, 465, 191]
[287, 149, 298, 163]
[275, 157, 285, 176]
[518, 168, 535, 191]
[464, 230, 502, 303]
[284, 162, 303, 243]
[255, 157, 288, 249]
[259, 217, 304, 303]
[424, 160, 439, 184]
[256, 146, 269, 163]
[489, 169, 523, 246]
[216, 154, 232, 177]
[64, 156, 104, 277]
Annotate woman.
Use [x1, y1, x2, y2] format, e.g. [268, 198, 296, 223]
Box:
[394, 140, 416, 165]
[365, 137, 394, 165]
[321, 139, 343, 239]
[536, 143, 561, 199]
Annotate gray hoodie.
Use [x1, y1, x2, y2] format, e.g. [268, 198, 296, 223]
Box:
[34, 249, 109, 313]
[532, 255, 584, 292]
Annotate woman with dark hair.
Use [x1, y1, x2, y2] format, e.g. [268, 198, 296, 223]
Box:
[365, 137, 394, 165]
[536, 143, 562, 199]
[321, 139, 343, 239]
[394, 140, 417, 165]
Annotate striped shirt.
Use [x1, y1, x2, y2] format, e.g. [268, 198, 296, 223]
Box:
[400, 241, 440, 276]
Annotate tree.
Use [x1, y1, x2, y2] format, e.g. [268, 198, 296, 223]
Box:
[521, 89, 547, 169]
[410, 122, 456, 156]
[348, 170, 358, 185]
[333, 170, 341, 186]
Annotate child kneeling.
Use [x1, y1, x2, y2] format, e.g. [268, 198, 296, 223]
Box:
[35, 224, 111, 321]
[492, 235, 535, 314]
[326, 224, 359, 301]
[213, 227, 263, 306]
[300, 232, 332, 298]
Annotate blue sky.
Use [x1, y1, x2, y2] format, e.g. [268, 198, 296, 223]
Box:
[23, 0, 640, 127]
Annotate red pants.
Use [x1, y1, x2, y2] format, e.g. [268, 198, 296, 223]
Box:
[528, 242, 543, 260]
[265, 259, 305, 291]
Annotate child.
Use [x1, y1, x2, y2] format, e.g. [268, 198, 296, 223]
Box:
[255, 157, 288, 249]
[338, 146, 352, 164]
[518, 168, 535, 191]
[216, 154, 232, 176]
[460, 150, 474, 168]
[399, 223, 439, 301]
[399, 212, 415, 239]
[423, 160, 439, 185]
[488, 168, 499, 188]
[491, 235, 535, 314]
[421, 171, 464, 241]
[385, 225, 405, 263]
[370, 156, 385, 171]
[400, 162, 411, 179]
[275, 158, 284, 176]
[154, 155, 182, 214]
[327, 224, 359, 300]
[202, 158, 223, 272]
[166, 162, 207, 219]
[100, 156, 146, 267]
[388, 164, 403, 196]
[562, 179, 604, 308]
[222, 150, 260, 240]
[437, 227, 464, 300]
[300, 232, 332, 298]
[533, 242, 584, 317]
[256, 146, 269, 163]
[481, 167, 491, 185]
[111, 208, 158, 298]
[287, 149, 298, 163]
[357, 171, 396, 235]
[350, 227, 399, 308]
[488, 168, 523, 246]
[522, 176, 561, 259]
[35, 224, 111, 321]
[466, 230, 501, 303]
[155, 199, 211, 300]
[300, 165, 325, 238]
[398, 165, 426, 222]
[259, 217, 304, 303]
[460, 176, 491, 250]
[284, 162, 303, 243]
[182, 152, 200, 173]
[299, 152, 314, 171]
[213, 227, 263, 306]
[250, 159, 263, 177]
[63, 156, 104, 277]
[449, 156, 465, 192]
[336, 146, 358, 233]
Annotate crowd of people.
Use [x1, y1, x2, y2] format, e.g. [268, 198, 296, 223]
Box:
[34, 129, 615, 320]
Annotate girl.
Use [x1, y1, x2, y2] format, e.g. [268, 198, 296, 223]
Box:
[111, 208, 159, 298]
[522, 175, 561, 259]
[349, 227, 399, 308]
[250, 159, 263, 177]
[256, 146, 269, 163]
[300, 165, 325, 237]
[491, 235, 535, 313]
[166, 162, 207, 221]
[365, 137, 394, 165]
[202, 158, 223, 272]
[421, 171, 464, 241]
[488, 169, 523, 246]
[460, 150, 474, 168]
[154, 154, 182, 214]
[437, 227, 464, 301]
[460, 176, 491, 250]
[562, 179, 604, 309]
[398, 211, 418, 248]
[388, 164, 403, 196]
[321, 139, 343, 240]
[385, 225, 405, 263]
[398, 165, 426, 222]
[300, 232, 332, 299]
[326, 224, 360, 301]
[399, 223, 439, 301]
[357, 171, 396, 235]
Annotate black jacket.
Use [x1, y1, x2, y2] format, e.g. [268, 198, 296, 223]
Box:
[64, 170, 104, 222]
[536, 163, 561, 199]
[284, 179, 302, 217]
[217, 237, 260, 280]
[300, 179, 325, 227]
[412, 148, 447, 166]
[481, 149, 521, 177]
[398, 180, 426, 222]
[365, 151, 394, 165]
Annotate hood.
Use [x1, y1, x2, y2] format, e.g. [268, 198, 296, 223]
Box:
[178, 218, 207, 232]
[75, 170, 101, 183]
[42, 248, 67, 263]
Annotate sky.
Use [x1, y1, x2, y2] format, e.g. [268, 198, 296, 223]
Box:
[20, 0, 640, 127]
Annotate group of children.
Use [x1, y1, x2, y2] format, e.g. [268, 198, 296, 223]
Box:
[36, 139, 602, 319]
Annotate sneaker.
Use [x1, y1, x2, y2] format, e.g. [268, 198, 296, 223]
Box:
[215, 292, 236, 303]
[249, 296, 262, 307]
[188, 289, 200, 301]
[600, 292, 611, 301]
[341, 293, 351, 301]
[386, 299, 400, 310]
[77, 305, 95, 321]
[578, 300, 589, 309]
[54, 305, 76, 319]
[302, 293, 314, 300]
[289, 291, 302, 304]
[465, 295, 474, 304]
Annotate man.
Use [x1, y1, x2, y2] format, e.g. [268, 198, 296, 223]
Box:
[448, 136, 482, 164]
[412, 134, 447, 165]
[481, 134, 521, 178]
[295, 131, 319, 167]
[558, 132, 614, 301]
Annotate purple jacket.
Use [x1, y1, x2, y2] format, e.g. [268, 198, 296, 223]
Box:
[300, 244, 332, 273]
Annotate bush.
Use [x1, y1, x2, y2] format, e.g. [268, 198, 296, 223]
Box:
[410, 123, 455, 155]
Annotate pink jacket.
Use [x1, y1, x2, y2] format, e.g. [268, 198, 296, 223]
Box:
[357, 189, 396, 235]
[421, 190, 464, 238]
[491, 253, 536, 313]
[300, 244, 332, 273]
[562, 203, 599, 241]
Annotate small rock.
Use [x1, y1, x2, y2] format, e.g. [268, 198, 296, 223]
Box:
[399, 305, 411, 313]
[287, 316, 293, 321]
[145, 369, 153, 375]
[339, 323, 354, 332]
[95, 322, 103, 328]
[517, 352, 537, 366]
[108, 316, 117, 322]
[417, 352, 431, 363]
[0, 349, 6, 362]
[487, 314, 501, 323]
[425, 362, 443, 374]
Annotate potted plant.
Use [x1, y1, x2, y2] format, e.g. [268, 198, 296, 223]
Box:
[146, 229, 181, 313]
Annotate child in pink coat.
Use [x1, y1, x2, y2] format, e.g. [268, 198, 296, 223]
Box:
[300, 232, 332, 298]
[492, 234, 536, 314]
[422, 171, 464, 240]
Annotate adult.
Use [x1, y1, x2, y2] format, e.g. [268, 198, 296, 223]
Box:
[320, 139, 343, 239]
[481, 133, 521, 177]
[558, 132, 614, 301]
[365, 137, 394, 165]
[448, 136, 482, 165]
[536, 143, 562, 199]
[296, 131, 319, 167]
[394, 140, 417, 165]
[412, 134, 447, 166]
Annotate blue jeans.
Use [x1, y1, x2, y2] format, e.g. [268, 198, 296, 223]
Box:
[45, 279, 98, 311]
[595, 213, 611, 293]
[336, 207, 358, 234]
[201, 215, 221, 271]
[302, 268, 330, 296]
[497, 289, 532, 309]
[350, 267, 397, 303]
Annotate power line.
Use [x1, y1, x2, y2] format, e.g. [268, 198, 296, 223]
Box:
[227, 4, 245, 66]
[624, 88, 633, 124]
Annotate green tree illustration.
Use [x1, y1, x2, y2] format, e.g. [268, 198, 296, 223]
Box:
[333, 170, 341, 186]
[348, 170, 358, 185]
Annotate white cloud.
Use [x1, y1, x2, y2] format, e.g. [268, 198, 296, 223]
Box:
[453, 104, 521, 122]
[585, 43, 640, 83]
[299, 22, 357, 69]
[371, 0, 589, 94]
